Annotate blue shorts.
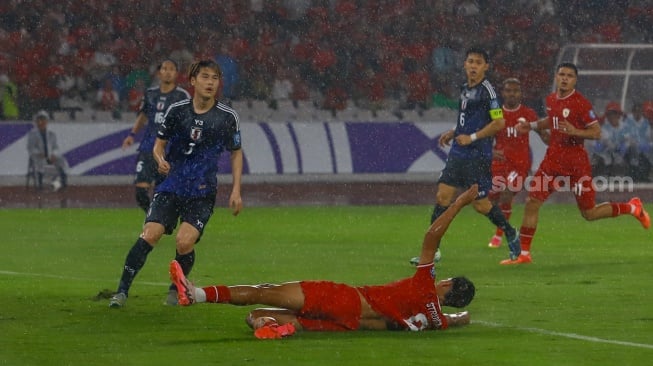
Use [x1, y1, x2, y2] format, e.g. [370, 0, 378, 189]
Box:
[145, 192, 215, 241]
[438, 156, 492, 198]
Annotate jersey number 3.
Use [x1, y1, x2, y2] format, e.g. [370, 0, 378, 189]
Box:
[184, 142, 196, 155]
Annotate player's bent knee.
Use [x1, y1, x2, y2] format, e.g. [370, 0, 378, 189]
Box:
[435, 191, 453, 206]
[472, 199, 492, 214]
[580, 210, 598, 221]
[524, 197, 543, 211]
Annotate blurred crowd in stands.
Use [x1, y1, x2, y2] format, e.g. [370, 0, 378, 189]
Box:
[0, 0, 652, 122]
[589, 101, 653, 182]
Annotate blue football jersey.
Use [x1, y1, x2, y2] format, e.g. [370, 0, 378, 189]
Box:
[449, 79, 502, 161]
[155, 100, 241, 197]
[138, 86, 191, 153]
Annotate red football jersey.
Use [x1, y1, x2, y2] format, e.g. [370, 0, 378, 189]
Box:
[357, 263, 448, 331]
[543, 90, 599, 168]
[493, 104, 539, 173]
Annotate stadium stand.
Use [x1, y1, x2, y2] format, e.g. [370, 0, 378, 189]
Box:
[1, 1, 652, 123]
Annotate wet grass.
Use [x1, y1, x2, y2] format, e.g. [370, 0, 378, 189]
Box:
[0, 204, 651, 365]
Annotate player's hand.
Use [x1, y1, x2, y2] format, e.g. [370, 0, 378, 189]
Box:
[455, 134, 472, 146]
[157, 159, 170, 174]
[122, 135, 134, 150]
[438, 129, 454, 147]
[558, 120, 575, 135]
[516, 119, 531, 134]
[229, 191, 242, 216]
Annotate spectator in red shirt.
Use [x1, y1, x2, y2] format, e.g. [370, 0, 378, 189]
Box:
[96, 78, 120, 112]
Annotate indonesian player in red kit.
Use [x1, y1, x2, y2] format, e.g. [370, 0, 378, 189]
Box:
[501, 63, 650, 265]
[487, 78, 545, 248]
[170, 186, 480, 338]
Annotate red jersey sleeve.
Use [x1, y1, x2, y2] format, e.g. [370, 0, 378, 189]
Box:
[357, 263, 448, 331]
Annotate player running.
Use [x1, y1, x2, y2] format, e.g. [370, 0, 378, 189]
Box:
[487, 78, 548, 248]
[412, 47, 520, 265]
[502, 62, 650, 265]
[110, 60, 243, 307]
[170, 185, 480, 338]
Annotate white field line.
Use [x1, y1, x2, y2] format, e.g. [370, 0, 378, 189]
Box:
[0, 269, 168, 287]
[474, 320, 653, 350]
[3, 269, 652, 350]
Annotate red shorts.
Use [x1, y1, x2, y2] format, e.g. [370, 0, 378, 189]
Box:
[298, 281, 362, 331]
[491, 164, 529, 196]
[528, 158, 596, 210]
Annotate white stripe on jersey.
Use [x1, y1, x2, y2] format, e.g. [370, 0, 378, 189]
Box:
[482, 79, 498, 99]
[176, 86, 191, 99]
[217, 102, 240, 131]
[164, 99, 191, 118]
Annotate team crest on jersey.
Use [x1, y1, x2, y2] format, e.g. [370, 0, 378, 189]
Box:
[157, 101, 165, 111]
[190, 127, 202, 141]
[233, 131, 241, 146]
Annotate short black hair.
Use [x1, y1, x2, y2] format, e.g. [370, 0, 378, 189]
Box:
[466, 47, 490, 63]
[443, 276, 475, 308]
[557, 62, 578, 76]
[188, 59, 222, 81]
[157, 58, 179, 71]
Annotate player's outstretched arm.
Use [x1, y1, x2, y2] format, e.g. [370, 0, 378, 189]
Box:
[417, 185, 478, 265]
[444, 311, 470, 327]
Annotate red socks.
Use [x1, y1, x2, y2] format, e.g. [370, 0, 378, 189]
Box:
[202, 285, 231, 303]
[519, 226, 536, 252]
[610, 202, 632, 217]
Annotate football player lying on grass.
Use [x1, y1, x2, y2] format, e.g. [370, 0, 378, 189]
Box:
[170, 185, 479, 339]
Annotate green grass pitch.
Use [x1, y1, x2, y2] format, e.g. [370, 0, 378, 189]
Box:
[1, 203, 651, 365]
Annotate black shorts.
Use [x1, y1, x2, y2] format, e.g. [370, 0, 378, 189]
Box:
[438, 156, 492, 198]
[145, 192, 216, 241]
[134, 151, 166, 186]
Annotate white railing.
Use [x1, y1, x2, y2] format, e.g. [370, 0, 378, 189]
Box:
[555, 43, 653, 112]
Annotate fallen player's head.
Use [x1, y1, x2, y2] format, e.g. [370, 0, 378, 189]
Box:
[443, 276, 475, 308]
